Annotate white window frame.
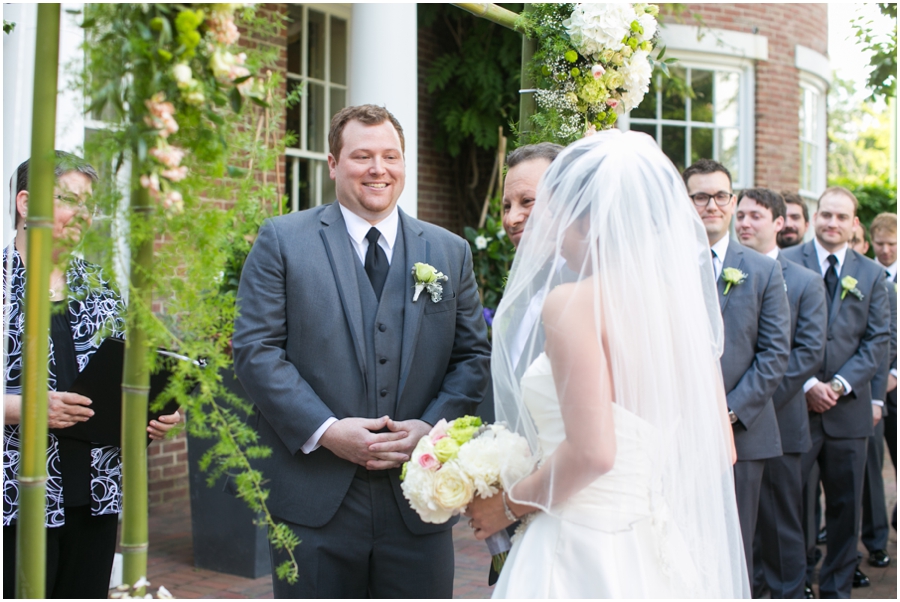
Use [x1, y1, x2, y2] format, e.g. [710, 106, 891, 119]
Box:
[622, 51, 755, 190]
[285, 3, 351, 212]
[798, 73, 827, 200]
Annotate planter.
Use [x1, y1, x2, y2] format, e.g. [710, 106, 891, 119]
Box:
[187, 368, 271, 579]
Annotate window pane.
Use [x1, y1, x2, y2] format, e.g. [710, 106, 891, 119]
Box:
[691, 69, 713, 123]
[806, 89, 818, 139]
[691, 127, 713, 165]
[630, 122, 656, 142]
[321, 160, 336, 205]
[718, 128, 740, 184]
[286, 155, 311, 212]
[661, 67, 686, 122]
[631, 75, 657, 119]
[661, 126, 686, 173]
[715, 71, 740, 127]
[307, 83, 325, 153]
[330, 87, 346, 127]
[308, 10, 326, 80]
[287, 5, 303, 75]
[331, 17, 347, 85]
[287, 80, 302, 149]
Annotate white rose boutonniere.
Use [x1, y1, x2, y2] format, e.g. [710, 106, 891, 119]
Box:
[721, 267, 748, 295]
[840, 276, 864, 300]
[412, 262, 449, 303]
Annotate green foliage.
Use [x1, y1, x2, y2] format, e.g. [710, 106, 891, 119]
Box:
[463, 195, 516, 315]
[3, 20, 14, 34]
[828, 77, 893, 183]
[828, 175, 897, 230]
[852, 3, 897, 100]
[75, 3, 299, 584]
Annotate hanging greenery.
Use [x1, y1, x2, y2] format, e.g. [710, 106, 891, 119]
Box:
[74, 3, 300, 588]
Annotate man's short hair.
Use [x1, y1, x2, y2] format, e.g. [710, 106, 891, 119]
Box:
[11, 151, 98, 225]
[328, 104, 405, 162]
[737, 188, 786, 221]
[851, 221, 870, 247]
[781, 191, 809, 223]
[817, 186, 859, 217]
[681, 159, 732, 188]
[506, 142, 564, 170]
[870, 212, 897, 237]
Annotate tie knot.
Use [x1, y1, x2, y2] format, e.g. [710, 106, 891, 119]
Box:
[827, 254, 838, 267]
[366, 227, 381, 245]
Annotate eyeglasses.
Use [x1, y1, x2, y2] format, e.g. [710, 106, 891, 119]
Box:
[689, 191, 734, 208]
[54, 193, 95, 212]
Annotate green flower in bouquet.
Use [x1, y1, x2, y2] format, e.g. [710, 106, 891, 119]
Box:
[447, 415, 483, 446]
[434, 437, 461, 463]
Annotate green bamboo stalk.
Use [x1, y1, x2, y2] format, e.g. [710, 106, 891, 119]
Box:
[518, 4, 537, 144]
[451, 2, 522, 30]
[120, 159, 153, 594]
[16, 4, 61, 599]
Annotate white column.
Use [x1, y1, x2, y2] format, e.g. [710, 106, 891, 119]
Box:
[349, 3, 418, 218]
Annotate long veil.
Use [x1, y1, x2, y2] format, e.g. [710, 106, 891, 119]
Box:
[493, 130, 749, 597]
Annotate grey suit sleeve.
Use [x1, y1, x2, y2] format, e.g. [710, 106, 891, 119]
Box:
[233, 219, 336, 454]
[774, 274, 827, 412]
[728, 260, 791, 427]
[837, 269, 891, 394]
[419, 241, 491, 426]
[868, 278, 894, 403]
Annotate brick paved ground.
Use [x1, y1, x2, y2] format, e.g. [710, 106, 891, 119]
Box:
[132, 458, 896, 599]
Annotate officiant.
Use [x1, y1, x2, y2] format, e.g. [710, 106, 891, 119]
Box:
[3, 152, 182, 599]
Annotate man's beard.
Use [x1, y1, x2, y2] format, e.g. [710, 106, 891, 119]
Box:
[777, 228, 802, 248]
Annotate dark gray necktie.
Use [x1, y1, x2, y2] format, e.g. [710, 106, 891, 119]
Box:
[711, 249, 718, 278]
[365, 227, 388, 300]
[824, 254, 838, 300]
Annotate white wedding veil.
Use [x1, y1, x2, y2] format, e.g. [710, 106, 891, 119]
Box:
[493, 130, 749, 597]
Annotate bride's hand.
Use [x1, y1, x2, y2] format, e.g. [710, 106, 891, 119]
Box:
[465, 492, 532, 540]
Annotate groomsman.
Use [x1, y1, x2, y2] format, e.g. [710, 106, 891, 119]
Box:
[735, 188, 827, 598]
[782, 187, 890, 598]
[684, 161, 791, 583]
[870, 213, 897, 474]
[778, 191, 811, 249]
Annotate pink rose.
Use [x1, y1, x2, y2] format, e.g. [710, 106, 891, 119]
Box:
[418, 453, 440, 470]
[606, 98, 620, 109]
[429, 418, 449, 443]
[161, 166, 188, 182]
[591, 64, 606, 79]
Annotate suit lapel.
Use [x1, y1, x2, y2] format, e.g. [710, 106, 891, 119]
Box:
[396, 210, 428, 404]
[319, 202, 367, 378]
[717, 239, 745, 313]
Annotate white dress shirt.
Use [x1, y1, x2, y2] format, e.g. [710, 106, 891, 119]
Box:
[765, 247, 779, 260]
[710, 233, 730, 281]
[301, 204, 401, 454]
[803, 239, 855, 399]
[882, 260, 897, 281]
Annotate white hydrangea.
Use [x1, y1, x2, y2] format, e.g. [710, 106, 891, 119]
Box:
[620, 50, 653, 112]
[456, 432, 504, 498]
[564, 3, 638, 58]
[401, 461, 454, 524]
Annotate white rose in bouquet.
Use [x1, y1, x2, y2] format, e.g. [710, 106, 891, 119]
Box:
[402, 462, 453, 524]
[433, 460, 475, 511]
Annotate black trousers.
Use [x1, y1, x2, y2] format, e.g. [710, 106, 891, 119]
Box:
[734, 458, 765, 586]
[269, 466, 454, 598]
[3, 505, 118, 599]
[861, 419, 889, 552]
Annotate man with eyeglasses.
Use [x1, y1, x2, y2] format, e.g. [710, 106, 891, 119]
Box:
[683, 159, 790, 586]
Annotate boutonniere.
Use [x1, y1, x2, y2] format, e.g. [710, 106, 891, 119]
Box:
[840, 276, 864, 300]
[412, 262, 449, 302]
[721, 267, 747, 295]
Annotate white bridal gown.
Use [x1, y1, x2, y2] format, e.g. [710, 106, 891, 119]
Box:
[492, 354, 702, 598]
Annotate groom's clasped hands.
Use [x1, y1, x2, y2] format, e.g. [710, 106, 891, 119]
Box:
[319, 415, 432, 470]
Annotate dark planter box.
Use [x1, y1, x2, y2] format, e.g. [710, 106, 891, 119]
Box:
[187, 368, 271, 579]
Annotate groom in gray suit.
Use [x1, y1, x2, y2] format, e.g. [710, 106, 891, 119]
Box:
[233, 105, 491, 598]
[684, 161, 791, 584]
[782, 186, 890, 598]
[734, 188, 827, 598]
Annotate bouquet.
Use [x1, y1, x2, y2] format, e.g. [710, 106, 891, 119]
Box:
[400, 416, 533, 572]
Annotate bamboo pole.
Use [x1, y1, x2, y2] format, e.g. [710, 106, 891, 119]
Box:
[120, 159, 153, 593]
[518, 4, 537, 144]
[450, 3, 522, 30]
[16, 4, 61, 598]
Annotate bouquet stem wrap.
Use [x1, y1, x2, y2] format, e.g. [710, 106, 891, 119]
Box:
[485, 529, 512, 574]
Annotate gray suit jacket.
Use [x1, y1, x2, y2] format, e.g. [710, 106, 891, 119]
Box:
[773, 253, 827, 454]
[782, 241, 890, 438]
[718, 239, 791, 461]
[233, 202, 491, 532]
[870, 273, 896, 412]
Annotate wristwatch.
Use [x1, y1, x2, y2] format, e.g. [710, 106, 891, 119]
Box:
[728, 410, 738, 424]
[829, 378, 845, 395]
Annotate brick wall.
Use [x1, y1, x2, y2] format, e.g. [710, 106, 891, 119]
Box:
[147, 4, 288, 508]
[674, 3, 829, 191]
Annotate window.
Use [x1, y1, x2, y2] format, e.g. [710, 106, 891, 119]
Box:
[285, 4, 350, 212]
[628, 60, 752, 189]
[798, 82, 824, 197]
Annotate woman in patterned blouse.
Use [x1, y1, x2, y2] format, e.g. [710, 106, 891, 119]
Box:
[3, 152, 182, 598]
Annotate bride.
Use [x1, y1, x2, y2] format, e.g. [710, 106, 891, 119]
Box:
[465, 130, 751, 598]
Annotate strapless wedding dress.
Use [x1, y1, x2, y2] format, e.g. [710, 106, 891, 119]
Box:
[492, 354, 702, 598]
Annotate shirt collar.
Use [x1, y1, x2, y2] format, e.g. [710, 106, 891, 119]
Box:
[883, 260, 897, 280]
[814, 237, 847, 272]
[338, 203, 399, 250]
[710, 233, 730, 263]
[765, 246, 779, 260]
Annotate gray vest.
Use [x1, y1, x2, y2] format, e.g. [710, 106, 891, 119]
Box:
[353, 230, 406, 418]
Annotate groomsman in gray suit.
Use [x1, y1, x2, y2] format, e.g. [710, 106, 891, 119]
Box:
[233, 105, 491, 597]
[684, 161, 791, 584]
[734, 188, 827, 598]
[782, 187, 890, 598]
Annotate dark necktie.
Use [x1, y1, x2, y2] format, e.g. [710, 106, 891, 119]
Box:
[711, 249, 718, 279]
[824, 254, 839, 300]
[365, 227, 388, 300]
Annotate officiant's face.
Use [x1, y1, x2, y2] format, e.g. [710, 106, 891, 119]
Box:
[329, 119, 406, 224]
[503, 158, 551, 248]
